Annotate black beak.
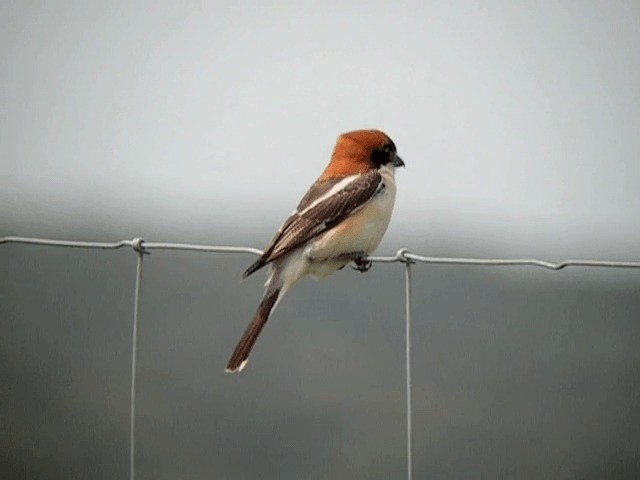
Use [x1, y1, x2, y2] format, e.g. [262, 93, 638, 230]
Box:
[393, 155, 405, 167]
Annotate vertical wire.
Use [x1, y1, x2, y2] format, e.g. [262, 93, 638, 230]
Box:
[130, 251, 144, 480]
[405, 261, 413, 480]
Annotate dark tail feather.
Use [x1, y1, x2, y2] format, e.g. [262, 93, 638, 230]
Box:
[244, 248, 274, 278]
[225, 289, 280, 373]
[243, 258, 266, 278]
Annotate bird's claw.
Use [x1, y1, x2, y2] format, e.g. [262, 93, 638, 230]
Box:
[338, 251, 372, 273]
[351, 257, 372, 273]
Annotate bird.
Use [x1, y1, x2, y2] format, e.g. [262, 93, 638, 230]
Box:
[226, 129, 405, 373]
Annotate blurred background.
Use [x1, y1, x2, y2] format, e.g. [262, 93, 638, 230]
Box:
[2, 1, 639, 478]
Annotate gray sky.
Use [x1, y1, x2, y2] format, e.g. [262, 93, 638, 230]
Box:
[3, 1, 640, 257]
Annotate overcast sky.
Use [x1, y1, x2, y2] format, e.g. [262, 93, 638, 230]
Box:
[2, 1, 639, 256]
[2, 3, 640, 478]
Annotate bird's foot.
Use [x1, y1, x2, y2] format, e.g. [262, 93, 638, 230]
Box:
[339, 251, 372, 273]
[352, 258, 372, 272]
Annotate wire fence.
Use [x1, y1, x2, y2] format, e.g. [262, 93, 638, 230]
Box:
[2, 235, 640, 480]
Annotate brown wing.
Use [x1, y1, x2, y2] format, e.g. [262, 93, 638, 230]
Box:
[243, 170, 383, 277]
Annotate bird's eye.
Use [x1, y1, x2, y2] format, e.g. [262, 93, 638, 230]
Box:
[370, 145, 392, 167]
[382, 142, 395, 154]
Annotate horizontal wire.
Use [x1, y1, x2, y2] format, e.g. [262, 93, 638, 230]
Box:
[0, 236, 263, 256]
[370, 252, 640, 270]
[2, 236, 639, 270]
[142, 242, 263, 256]
[0, 236, 135, 250]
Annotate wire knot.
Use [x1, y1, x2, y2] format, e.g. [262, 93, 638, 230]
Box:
[396, 248, 414, 264]
[132, 238, 149, 255]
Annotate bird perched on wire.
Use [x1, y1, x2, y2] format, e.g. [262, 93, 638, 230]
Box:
[226, 129, 405, 373]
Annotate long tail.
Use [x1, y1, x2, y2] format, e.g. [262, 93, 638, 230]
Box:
[225, 288, 281, 373]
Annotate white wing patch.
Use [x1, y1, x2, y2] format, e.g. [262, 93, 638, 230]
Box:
[296, 174, 360, 216]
